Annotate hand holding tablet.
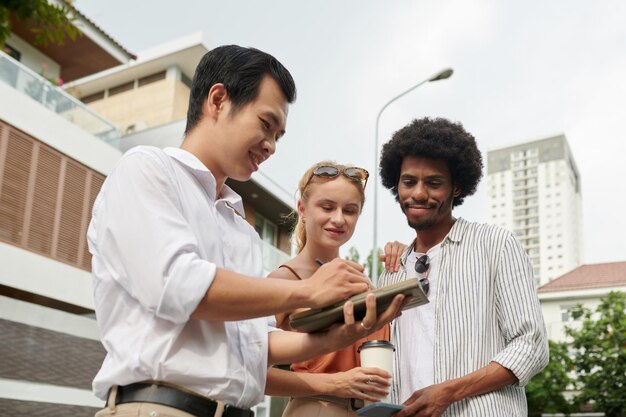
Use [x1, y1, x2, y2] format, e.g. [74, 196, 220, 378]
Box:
[289, 278, 429, 333]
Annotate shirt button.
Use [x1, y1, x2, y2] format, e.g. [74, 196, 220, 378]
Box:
[149, 411, 158, 417]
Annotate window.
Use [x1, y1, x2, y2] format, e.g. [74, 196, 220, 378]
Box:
[109, 81, 135, 96]
[3, 43, 21, 61]
[82, 91, 105, 104]
[255, 214, 277, 246]
[0, 121, 104, 271]
[138, 71, 166, 87]
[560, 304, 577, 322]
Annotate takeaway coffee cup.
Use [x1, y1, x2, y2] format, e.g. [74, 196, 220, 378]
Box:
[358, 340, 395, 404]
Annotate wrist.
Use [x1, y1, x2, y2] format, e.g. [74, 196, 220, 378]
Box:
[439, 379, 464, 404]
[317, 372, 336, 396]
[305, 330, 347, 361]
[288, 279, 314, 309]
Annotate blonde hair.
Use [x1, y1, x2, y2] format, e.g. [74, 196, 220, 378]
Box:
[292, 161, 366, 253]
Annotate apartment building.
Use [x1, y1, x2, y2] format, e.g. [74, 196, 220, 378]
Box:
[487, 135, 583, 286]
[0, 5, 133, 416]
[1, 8, 293, 417]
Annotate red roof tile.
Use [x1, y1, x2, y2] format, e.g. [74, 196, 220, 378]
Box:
[538, 261, 626, 293]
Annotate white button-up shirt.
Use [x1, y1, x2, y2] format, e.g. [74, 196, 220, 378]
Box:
[88, 146, 268, 408]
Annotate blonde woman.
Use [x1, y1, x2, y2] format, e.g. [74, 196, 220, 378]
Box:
[265, 161, 405, 417]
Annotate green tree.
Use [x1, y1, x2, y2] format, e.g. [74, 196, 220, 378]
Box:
[0, 0, 79, 47]
[566, 291, 626, 417]
[346, 246, 361, 264]
[365, 248, 383, 281]
[526, 340, 575, 416]
[345, 246, 383, 281]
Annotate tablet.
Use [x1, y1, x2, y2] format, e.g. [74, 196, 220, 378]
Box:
[356, 402, 404, 417]
[289, 278, 428, 333]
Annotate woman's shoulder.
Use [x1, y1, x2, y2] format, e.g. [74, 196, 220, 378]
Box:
[268, 262, 308, 280]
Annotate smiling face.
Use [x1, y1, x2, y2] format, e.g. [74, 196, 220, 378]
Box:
[215, 75, 288, 181]
[398, 156, 460, 236]
[185, 74, 289, 189]
[298, 176, 363, 251]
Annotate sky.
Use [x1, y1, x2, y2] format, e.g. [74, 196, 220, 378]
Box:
[75, 0, 626, 265]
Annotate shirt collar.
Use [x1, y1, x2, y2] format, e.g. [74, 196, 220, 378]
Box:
[398, 217, 469, 267]
[164, 147, 246, 218]
[445, 217, 468, 244]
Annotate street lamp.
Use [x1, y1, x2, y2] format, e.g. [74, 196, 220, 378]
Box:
[371, 68, 453, 282]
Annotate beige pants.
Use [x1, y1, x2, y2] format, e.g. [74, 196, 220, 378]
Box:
[281, 397, 357, 417]
[95, 386, 199, 417]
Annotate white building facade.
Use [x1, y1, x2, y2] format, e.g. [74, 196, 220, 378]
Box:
[487, 135, 583, 286]
[538, 261, 626, 342]
[0, 7, 132, 415]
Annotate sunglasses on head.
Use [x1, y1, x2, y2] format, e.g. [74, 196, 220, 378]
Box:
[415, 254, 430, 296]
[310, 165, 369, 189]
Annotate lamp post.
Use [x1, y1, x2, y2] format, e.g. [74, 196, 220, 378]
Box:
[371, 68, 454, 282]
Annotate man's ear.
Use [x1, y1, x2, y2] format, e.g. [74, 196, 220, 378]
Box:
[204, 83, 229, 119]
[453, 186, 461, 197]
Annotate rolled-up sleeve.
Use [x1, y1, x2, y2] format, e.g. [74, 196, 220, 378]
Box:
[492, 233, 549, 386]
[92, 149, 216, 324]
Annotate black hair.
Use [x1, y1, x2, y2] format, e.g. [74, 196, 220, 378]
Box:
[184, 45, 296, 134]
[379, 117, 483, 207]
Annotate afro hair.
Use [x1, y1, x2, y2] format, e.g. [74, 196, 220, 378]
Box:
[379, 117, 483, 207]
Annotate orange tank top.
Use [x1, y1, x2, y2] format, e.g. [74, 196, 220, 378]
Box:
[278, 265, 391, 374]
[291, 326, 390, 373]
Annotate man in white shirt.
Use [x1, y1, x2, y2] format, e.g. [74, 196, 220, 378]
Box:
[377, 117, 549, 417]
[89, 45, 404, 417]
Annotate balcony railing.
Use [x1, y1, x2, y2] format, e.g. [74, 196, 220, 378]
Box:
[0, 51, 121, 146]
[260, 240, 290, 273]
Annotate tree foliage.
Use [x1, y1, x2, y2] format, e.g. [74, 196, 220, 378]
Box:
[565, 291, 626, 417]
[526, 340, 575, 416]
[365, 248, 383, 281]
[345, 246, 383, 281]
[346, 246, 360, 264]
[0, 0, 80, 48]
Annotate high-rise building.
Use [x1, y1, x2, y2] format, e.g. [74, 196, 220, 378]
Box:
[487, 134, 583, 286]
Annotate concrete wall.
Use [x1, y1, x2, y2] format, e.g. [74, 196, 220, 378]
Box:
[87, 78, 190, 133]
[0, 82, 122, 176]
[5, 33, 61, 80]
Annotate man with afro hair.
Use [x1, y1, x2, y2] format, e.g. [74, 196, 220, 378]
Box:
[378, 117, 548, 417]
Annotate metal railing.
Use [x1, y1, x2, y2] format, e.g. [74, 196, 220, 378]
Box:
[0, 51, 121, 145]
[260, 240, 290, 273]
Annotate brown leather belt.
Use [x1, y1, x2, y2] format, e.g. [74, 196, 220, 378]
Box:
[113, 382, 254, 417]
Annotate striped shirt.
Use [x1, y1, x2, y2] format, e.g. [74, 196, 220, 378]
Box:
[380, 218, 549, 416]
